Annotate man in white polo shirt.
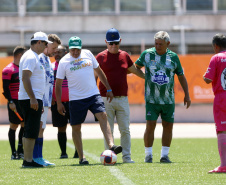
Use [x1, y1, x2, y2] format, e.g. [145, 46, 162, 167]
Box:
[18, 31, 52, 168]
[55, 36, 122, 165]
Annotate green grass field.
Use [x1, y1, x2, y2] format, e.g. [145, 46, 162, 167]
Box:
[0, 138, 225, 185]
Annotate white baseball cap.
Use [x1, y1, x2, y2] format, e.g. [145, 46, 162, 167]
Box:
[31, 31, 53, 43]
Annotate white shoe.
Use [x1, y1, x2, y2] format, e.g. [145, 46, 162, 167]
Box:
[123, 157, 135, 163]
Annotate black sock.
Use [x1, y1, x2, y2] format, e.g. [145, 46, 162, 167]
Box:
[8, 128, 16, 154]
[58, 132, 67, 155]
[17, 127, 24, 153]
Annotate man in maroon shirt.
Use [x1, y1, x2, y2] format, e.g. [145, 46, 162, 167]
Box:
[2, 46, 26, 160]
[96, 28, 145, 163]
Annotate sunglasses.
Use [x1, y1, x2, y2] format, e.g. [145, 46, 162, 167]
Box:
[41, 41, 48, 46]
[108, 42, 120, 45]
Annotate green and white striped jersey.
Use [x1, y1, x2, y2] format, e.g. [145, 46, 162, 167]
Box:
[135, 48, 184, 104]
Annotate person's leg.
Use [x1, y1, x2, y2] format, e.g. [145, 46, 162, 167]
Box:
[71, 124, 88, 164]
[160, 120, 173, 162]
[17, 122, 24, 158]
[23, 137, 36, 162]
[115, 97, 133, 163]
[217, 131, 226, 167]
[144, 120, 157, 162]
[95, 112, 114, 148]
[102, 97, 115, 150]
[58, 125, 68, 158]
[8, 123, 18, 159]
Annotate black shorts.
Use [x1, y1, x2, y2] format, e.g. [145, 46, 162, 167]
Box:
[69, 94, 105, 125]
[7, 99, 24, 124]
[19, 99, 43, 139]
[51, 102, 70, 127]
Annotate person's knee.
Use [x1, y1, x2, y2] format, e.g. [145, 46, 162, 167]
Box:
[10, 123, 18, 130]
[96, 112, 108, 122]
[58, 125, 67, 132]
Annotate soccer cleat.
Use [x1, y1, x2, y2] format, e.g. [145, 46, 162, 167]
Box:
[18, 153, 24, 160]
[73, 150, 79, 158]
[79, 158, 89, 165]
[11, 152, 18, 160]
[208, 166, 226, 173]
[123, 157, 135, 163]
[144, 155, 153, 163]
[110, 145, 122, 155]
[60, 153, 68, 159]
[160, 156, 172, 163]
[22, 160, 45, 168]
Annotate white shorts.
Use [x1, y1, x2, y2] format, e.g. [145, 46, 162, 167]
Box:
[41, 107, 49, 129]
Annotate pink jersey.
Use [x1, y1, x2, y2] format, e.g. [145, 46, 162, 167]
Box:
[204, 51, 226, 95]
[52, 61, 69, 102]
[204, 51, 226, 131]
[2, 63, 19, 99]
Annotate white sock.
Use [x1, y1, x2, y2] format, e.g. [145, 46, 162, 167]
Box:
[145, 147, 152, 157]
[161, 146, 170, 157]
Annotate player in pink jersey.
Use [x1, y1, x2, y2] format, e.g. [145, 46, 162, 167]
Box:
[2, 46, 26, 160]
[203, 33, 226, 173]
[51, 45, 77, 159]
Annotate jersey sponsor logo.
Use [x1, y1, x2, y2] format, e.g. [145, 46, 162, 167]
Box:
[205, 67, 211, 74]
[151, 70, 169, 85]
[70, 60, 92, 71]
[221, 68, 226, 90]
[221, 121, 226, 124]
[221, 59, 226, 62]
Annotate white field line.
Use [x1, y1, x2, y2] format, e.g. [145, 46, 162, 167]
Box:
[67, 142, 135, 185]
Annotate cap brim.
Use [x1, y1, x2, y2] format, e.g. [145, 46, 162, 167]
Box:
[106, 38, 121, 42]
[69, 46, 82, 49]
[46, 40, 53, 44]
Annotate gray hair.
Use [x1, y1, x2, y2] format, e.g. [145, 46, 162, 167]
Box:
[154, 31, 170, 42]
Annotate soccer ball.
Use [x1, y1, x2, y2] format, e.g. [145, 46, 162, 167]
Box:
[100, 150, 117, 166]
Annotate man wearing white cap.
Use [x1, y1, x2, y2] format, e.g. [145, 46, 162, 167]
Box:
[18, 31, 52, 168]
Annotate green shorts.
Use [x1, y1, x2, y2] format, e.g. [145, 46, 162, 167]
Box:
[146, 103, 175, 123]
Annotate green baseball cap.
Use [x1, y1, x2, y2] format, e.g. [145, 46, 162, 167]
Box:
[68, 36, 82, 49]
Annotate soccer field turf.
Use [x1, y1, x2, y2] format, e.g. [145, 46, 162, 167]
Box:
[0, 138, 225, 185]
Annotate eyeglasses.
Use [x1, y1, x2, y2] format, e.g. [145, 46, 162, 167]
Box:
[41, 41, 48, 46]
[108, 42, 120, 45]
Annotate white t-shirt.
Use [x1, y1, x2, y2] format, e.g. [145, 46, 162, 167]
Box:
[39, 53, 54, 107]
[18, 49, 45, 100]
[56, 49, 99, 101]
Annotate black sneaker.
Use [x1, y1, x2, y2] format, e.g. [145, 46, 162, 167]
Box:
[60, 153, 68, 159]
[79, 158, 89, 165]
[11, 152, 18, 160]
[110, 145, 122, 155]
[22, 160, 45, 168]
[73, 151, 79, 158]
[160, 156, 172, 163]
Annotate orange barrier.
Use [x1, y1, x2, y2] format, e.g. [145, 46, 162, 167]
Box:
[0, 55, 213, 105]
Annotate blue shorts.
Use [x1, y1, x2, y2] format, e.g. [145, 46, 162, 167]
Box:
[69, 94, 105, 125]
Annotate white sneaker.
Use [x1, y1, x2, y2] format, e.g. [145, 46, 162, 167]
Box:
[123, 157, 135, 163]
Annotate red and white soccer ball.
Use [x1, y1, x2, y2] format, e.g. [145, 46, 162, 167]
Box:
[100, 150, 117, 166]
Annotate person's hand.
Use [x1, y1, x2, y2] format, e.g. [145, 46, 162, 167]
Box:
[30, 98, 39, 111]
[57, 102, 66, 116]
[184, 96, 191, 109]
[106, 91, 114, 103]
[9, 102, 17, 112]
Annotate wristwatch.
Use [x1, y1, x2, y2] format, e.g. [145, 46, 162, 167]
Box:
[9, 100, 14, 104]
